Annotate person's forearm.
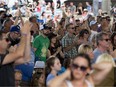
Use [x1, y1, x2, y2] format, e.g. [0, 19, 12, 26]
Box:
[60, 51, 64, 58]
[48, 71, 68, 87]
[92, 62, 113, 71]
[81, 9, 83, 13]
[16, 34, 27, 57]
[63, 10, 67, 18]
[23, 34, 31, 62]
[47, 50, 51, 58]
[53, 51, 59, 56]
[20, 16, 24, 26]
[64, 43, 75, 52]
[14, 16, 19, 25]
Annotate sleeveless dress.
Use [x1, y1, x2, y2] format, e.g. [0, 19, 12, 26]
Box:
[66, 80, 94, 87]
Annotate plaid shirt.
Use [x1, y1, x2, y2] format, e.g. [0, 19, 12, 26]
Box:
[61, 33, 77, 58]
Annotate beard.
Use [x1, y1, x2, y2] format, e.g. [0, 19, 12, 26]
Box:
[43, 33, 50, 36]
[8, 35, 20, 46]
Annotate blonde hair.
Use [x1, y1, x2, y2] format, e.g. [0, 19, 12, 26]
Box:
[96, 53, 116, 67]
[78, 44, 93, 54]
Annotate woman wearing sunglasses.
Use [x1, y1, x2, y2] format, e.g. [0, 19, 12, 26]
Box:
[48, 53, 113, 87]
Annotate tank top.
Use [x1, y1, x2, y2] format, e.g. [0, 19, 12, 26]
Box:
[66, 80, 94, 87]
[0, 53, 15, 86]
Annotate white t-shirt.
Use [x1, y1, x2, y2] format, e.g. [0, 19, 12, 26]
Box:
[66, 80, 94, 87]
[99, 0, 102, 2]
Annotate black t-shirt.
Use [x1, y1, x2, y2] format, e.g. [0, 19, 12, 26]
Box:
[77, 7, 84, 15]
[49, 42, 64, 65]
[0, 53, 15, 86]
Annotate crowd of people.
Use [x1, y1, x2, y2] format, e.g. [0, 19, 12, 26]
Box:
[0, 0, 116, 87]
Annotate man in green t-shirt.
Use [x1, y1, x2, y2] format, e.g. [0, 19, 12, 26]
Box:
[33, 25, 50, 62]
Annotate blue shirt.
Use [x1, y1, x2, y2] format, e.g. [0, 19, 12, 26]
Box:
[46, 73, 55, 85]
[87, 6, 92, 12]
[15, 48, 35, 81]
[58, 67, 66, 75]
[93, 48, 107, 64]
[15, 63, 34, 81]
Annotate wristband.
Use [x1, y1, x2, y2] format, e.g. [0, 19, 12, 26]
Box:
[21, 33, 27, 36]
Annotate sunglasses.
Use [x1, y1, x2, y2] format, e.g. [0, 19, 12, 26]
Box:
[103, 39, 110, 42]
[5, 38, 10, 42]
[70, 27, 75, 29]
[84, 32, 89, 34]
[71, 27, 75, 30]
[72, 64, 88, 72]
[14, 32, 20, 34]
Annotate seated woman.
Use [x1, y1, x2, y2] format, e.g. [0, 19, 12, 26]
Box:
[48, 53, 113, 87]
[48, 32, 64, 65]
[46, 56, 61, 86]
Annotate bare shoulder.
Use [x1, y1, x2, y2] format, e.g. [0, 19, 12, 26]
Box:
[61, 81, 68, 87]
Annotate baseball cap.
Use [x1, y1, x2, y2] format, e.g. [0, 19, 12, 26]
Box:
[84, 9, 88, 12]
[10, 25, 20, 32]
[90, 21, 97, 26]
[34, 61, 45, 69]
[41, 24, 51, 30]
[43, 24, 49, 29]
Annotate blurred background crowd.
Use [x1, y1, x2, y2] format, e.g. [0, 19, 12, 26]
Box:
[0, 0, 116, 87]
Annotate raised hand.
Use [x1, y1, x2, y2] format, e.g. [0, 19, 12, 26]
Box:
[8, 45, 17, 53]
[15, 9, 22, 17]
[57, 47, 62, 52]
[21, 20, 33, 34]
[18, 9, 22, 17]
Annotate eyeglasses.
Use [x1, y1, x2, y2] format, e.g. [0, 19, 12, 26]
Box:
[71, 64, 88, 72]
[14, 32, 20, 34]
[70, 27, 75, 30]
[84, 32, 89, 34]
[2, 37, 10, 43]
[72, 27, 75, 30]
[103, 39, 110, 42]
